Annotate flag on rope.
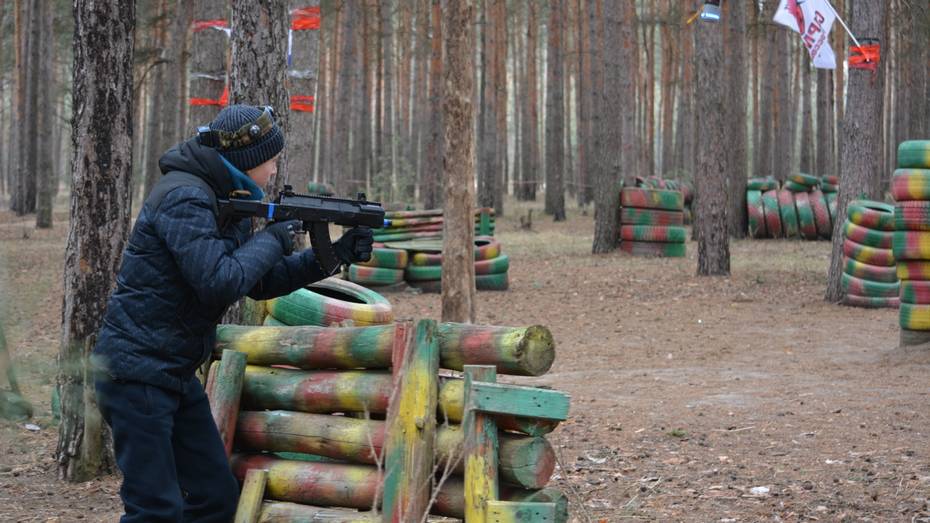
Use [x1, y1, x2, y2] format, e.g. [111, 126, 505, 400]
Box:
[773, 0, 837, 69]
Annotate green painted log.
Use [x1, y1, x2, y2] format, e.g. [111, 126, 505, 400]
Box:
[432, 478, 569, 522]
[235, 411, 553, 489]
[209, 350, 248, 456]
[463, 365, 499, 522]
[258, 502, 377, 522]
[238, 369, 559, 435]
[217, 322, 555, 376]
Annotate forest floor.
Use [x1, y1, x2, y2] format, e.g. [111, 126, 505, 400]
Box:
[1, 199, 929, 522]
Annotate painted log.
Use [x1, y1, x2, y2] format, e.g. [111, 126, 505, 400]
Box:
[234, 411, 555, 489]
[463, 365, 499, 522]
[241, 366, 394, 414]
[209, 350, 248, 456]
[382, 320, 440, 521]
[432, 479, 568, 522]
[234, 468, 267, 523]
[216, 323, 555, 377]
[258, 501, 377, 522]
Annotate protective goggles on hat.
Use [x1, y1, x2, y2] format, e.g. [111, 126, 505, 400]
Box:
[197, 106, 276, 151]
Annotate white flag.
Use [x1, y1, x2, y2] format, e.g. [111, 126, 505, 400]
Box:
[773, 0, 837, 69]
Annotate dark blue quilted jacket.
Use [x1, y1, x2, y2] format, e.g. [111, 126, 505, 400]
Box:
[93, 139, 325, 391]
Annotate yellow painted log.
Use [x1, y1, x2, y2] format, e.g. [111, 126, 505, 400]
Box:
[233, 468, 267, 523]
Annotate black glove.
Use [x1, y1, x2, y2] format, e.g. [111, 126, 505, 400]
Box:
[334, 226, 374, 264]
[265, 220, 301, 256]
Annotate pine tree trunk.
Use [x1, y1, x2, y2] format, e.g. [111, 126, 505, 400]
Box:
[0, 0, 6, 197]
[422, 0, 443, 209]
[519, 0, 539, 201]
[825, 1, 887, 303]
[34, 0, 54, 228]
[10, 0, 36, 215]
[157, 0, 189, 180]
[57, 0, 134, 482]
[725, 0, 747, 238]
[799, 61, 814, 173]
[815, 69, 835, 176]
[187, 0, 228, 138]
[659, 1, 679, 176]
[494, 0, 507, 216]
[758, 22, 775, 179]
[694, 15, 729, 276]
[544, 0, 566, 221]
[413, 0, 429, 203]
[897, 0, 929, 140]
[288, 0, 320, 193]
[334, 1, 358, 195]
[674, 26, 694, 177]
[441, 0, 476, 324]
[772, 28, 792, 182]
[380, 0, 395, 193]
[142, 1, 167, 200]
[477, 0, 497, 210]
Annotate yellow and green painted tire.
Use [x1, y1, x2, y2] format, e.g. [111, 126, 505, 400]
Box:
[897, 261, 930, 281]
[409, 237, 503, 266]
[407, 272, 510, 293]
[843, 221, 893, 249]
[746, 190, 767, 238]
[900, 280, 930, 305]
[841, 273, 899, 298]
[347, 264, 405, 286]
[475, 254, 510, 275]
[894, 201, 930, 232]
[354, 247, 409, 269]
[843, 238, 895, 267]
[900, 303, 930, 330]
[891, 169, 930, 201]
[893, 230, 930, 261]
[897, 140, 930, 169]
[843, 294, 899, 309]
[794, 192, 818, 240]
[847, 200, 895, 232]
[843, 257, 898, 284]
[619, 225, 687, 243]
[777, 190, 800, 238]
[267, 277, 394, 327]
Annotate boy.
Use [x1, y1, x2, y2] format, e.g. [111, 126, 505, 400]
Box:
[92, 104, 372, 522]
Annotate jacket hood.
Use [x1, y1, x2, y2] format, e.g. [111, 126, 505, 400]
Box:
[158, 138, 233, 198]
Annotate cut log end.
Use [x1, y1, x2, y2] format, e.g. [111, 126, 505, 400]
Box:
[517, 325, 556, 376]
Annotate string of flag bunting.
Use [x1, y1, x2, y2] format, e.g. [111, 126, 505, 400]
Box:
[189, 6, 320, 111]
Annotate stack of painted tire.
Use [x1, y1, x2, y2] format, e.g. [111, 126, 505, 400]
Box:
[892, 140, 930, 344]
[636, 176, 694, 224]
[618, 187, 686, 257]
[347, 247, 409, 288]
[210, 320, 569, 521]
[263, 277, 394, 327]
[374, 208, 495, 242]
[404, 236, 510, 292]
[746, 174, 836, 240]
[840, 200, 899, 308]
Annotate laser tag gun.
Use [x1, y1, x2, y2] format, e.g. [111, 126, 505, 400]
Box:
[217, 185, 386, 275]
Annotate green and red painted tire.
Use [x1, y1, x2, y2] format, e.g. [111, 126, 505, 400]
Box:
[822, 175, 839, 185]
[897, 140, 930, 169]
[619, 225, 687, 243]
[794, 192, 818, 240]
[620, 241, 686, 257]
[892, 230, 930, 261]
[747, 177, 779, 191]
[407, 273, 510, 293]
[826, 192, 838, 223]
[747, 190, 767, 238]
[900, 280, 930, 305]
[761, 190, 783, 238]
[897, 261, 930, 281]
[821, 182, 838, 193]
[789, 172, 820, 187]
[347, 264, 405, 286]
[894, 201, 930, 231]
[843, 294, 900, 309]
[809, 190, 832, 239]
[891, 169, 930, 201]
[843, 221, 893, 249]
[841, 273, 900, 298]
[267, 277, 394, 327]
[355, 247, 409, 269]
[843, 257, 899, 284]
[474, 254, 510, 275]
[620, 207, 684, 226]
[843, 238, 896, 267]
[784, 180, 812, 193]
[847, 200, 895, 231]
[777, 190, 800, 238]
[620, 188, 684, 211]
[900, 303, 930, 330]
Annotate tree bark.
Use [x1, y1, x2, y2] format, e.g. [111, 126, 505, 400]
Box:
[422, 0, 443, 210]
[772, 27, 792, 182]
[694, 15, 729, 276]
[34, 0, 54, 228]
[493, 0, 507, 215]
[544, 0, 566, 221]
[379, 0, 396, 194]
[896, 0, 929, 140]
[440, 0, 476, 323]
[724, 0, 747, 238]
[10, 0, 36, 215]
[57, 0, 134, 482]
[825, 1, 887, 303]
[142, 0, 168, 201]
[758, 21, 775, 179]
[187, 0, 229, 139]
[518, 0, 539, 201]
[334, 1, 358, 195]
[815, 68, 835, 177]
[799, 61, 814, 173]
[477, 0, 497, 211]
[288, 0, 321, 193]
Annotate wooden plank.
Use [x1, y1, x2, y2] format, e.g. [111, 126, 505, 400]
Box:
[463, 365, 499, 522]
[381, 320, 440, 522]
[470, 382, 570, 421]
[486, 501, 557, 522]
[258, 501, 378, 522]
[208, 349, 248, 456]
[233, 468, 267, 523]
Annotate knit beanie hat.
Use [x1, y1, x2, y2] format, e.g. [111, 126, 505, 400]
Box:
[209, 104, 285, 171]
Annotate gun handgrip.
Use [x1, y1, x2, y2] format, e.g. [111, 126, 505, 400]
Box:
[307, 221, 342, 276]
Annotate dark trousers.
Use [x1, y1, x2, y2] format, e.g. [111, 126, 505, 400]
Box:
[96, 375, 239, 523]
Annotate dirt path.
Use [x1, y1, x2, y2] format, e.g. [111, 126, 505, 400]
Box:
[2, 205, 929, 522]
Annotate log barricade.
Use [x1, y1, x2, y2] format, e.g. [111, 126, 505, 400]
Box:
[210, 319, 570, 522]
